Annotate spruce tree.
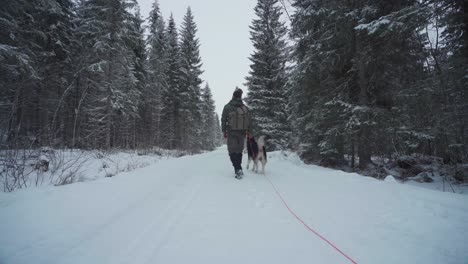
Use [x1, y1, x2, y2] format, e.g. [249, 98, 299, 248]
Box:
[0, 0, 224, 154]
[75, 0, 142, 148]
[160, 14, 181, 149]
[179, 7, 204, 152]
[145, 0, 168, 148]
[124, 7, 147, 148]
[214, 113, 223, 147]
[200, 84, 217, 151]
[352, 0, 428, 167]
[403, 0, 468, 163]
[0, 0, 76, 147]
[437, 0, 468, 162]
[245, 0, 290, 150]
[289, 0, 429, 168]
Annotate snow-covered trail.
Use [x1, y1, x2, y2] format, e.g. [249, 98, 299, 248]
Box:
[1, 146, 468, 264]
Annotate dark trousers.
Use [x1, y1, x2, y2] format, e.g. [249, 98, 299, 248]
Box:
[229, 153, 243, 172]
[227, 130, 245, 173]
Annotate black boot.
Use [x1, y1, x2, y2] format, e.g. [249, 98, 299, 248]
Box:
[234, 153, 243, 176]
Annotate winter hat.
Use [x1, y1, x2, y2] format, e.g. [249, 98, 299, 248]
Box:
[233, 87, 243, 99]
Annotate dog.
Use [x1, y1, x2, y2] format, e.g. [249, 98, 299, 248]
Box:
[246, 135, 268, 174]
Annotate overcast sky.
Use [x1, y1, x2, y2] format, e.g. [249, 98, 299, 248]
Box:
[136, 0, 257, 116]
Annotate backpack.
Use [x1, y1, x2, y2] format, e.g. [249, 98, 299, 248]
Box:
[229, 105, 249, 130]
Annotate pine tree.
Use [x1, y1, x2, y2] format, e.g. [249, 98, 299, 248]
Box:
[75, 0, 142, 148]
[403, 0, 468, 163]
[289, 0, 429, 167]
[436, 0, 468, 162]
[200, 84, 217, 151]
[289, 0, 357, 163]
[245, 0, 290, 150]
[214, 113, 223, 147]
[1, 0, 223, 154]
[0, 0, 38, 146]
[145, 0, 167, 148]
[179, 7, 204, 152]
[124, 6, 147, 148]
[0, 0, 76, 147]
[352, 1, 427, 167]
[160, 14, 181, 149]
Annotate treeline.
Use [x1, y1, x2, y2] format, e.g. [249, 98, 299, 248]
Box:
[246, 0, 467, 168]
[0, 0, 222, 152]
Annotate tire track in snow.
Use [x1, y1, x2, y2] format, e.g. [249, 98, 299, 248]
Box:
[54, 155, 209, 263]
[118, 167, 204, 264]
[136, 151, 225, 263]
[54, 186, 161, 263]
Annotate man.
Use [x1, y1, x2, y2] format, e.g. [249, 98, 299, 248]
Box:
[221, 87, 250, 179]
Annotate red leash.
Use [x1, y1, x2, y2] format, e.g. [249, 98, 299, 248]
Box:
[264, 175, 358, 264]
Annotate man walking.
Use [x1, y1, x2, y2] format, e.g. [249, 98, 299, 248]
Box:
[221, 87, 250, 179]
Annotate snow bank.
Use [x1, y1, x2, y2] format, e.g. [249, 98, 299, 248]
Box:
[1, 148, 190, 192]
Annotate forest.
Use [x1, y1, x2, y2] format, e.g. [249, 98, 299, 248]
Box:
[0, 0, 222, 152]
[1, 0, 467, 191]
[245, 0, 467, 181]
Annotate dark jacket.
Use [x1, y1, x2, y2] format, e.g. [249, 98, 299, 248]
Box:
[221, 98, 250, 133]
[221, 98, 250, 154]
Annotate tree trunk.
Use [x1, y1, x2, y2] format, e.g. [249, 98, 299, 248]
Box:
[358, 126, 371, 169]
[356, 37, 372, 169]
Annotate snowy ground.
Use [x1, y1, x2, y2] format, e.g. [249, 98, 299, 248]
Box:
[405, 174, 468, 194]
[1, 146, 468, 264]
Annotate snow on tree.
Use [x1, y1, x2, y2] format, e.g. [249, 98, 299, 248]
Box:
[75, 0, 142, 148]
[200, 83, 217, 151]
[214, 113, 223, 147]
[245, 0, 291, 150]
[0, 0, 222, 153]
[144, 0, 168, 148]
[0, 0, 76, 147]
[178, 7, 204, 152]
[410, 0, 468, 163]
[160, 14, 181, 150]
[289, 0, 430, 168]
